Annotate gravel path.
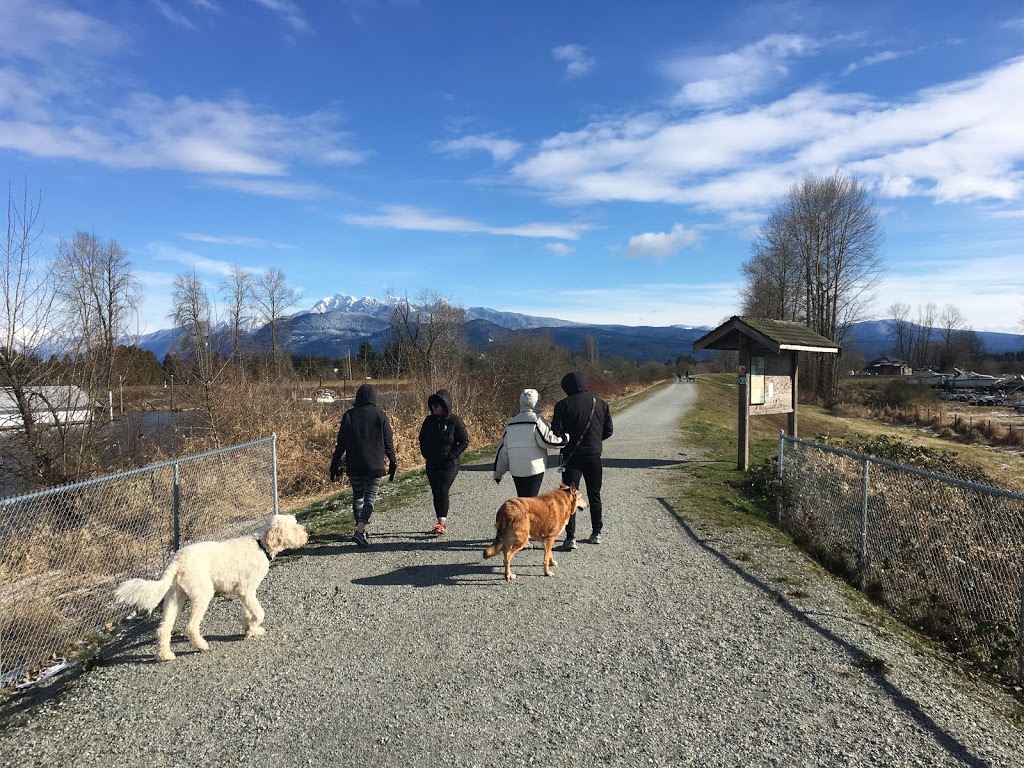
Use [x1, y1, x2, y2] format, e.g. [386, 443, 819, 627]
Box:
[2, 381, 1023, 767]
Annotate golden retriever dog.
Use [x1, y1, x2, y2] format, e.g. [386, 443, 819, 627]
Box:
[483, 484, 587, 581]
[114, 514, 308, 661]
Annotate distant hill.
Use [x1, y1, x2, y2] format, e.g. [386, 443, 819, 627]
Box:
[132, 294, 1022, 364]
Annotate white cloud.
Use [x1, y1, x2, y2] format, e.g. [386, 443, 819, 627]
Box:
[153, 1, 195, 29]
[545, 242, 573, 255]
[0, 84, 364, 187]
[251, 0, 310, 34]
[553, 44, 595, 78]
[344, 205, 588, 240]
[843, 49, 909, 75]
[149, 243, 246, 277]
[625, 224, 702, 260]
[0, 0, 124, 62]
[662, 34, 819, 108]
[511, 56, 1024, 211]
[436, 134, 522, 162]
[1002, 17, 1024, 32]
[204, 176, 328, 199]
[179, 233, 297, 249]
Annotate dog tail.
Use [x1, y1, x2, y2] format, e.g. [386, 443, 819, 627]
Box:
[114, 559, 179, 612]
[482, 500, 515, 559]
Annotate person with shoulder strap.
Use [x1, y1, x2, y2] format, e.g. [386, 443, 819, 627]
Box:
[551, 371, 613, 550]
[493, 388, 566, 497]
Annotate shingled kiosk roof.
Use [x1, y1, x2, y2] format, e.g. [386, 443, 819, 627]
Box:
[692, 316, 840, 354]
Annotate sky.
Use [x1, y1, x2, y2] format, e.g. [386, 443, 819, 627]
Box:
[2, 0, 1024, 336]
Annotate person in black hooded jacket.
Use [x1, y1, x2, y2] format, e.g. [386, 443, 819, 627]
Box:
[418, 388, 470, 535]
[330, 383, 397, 548]
[552, 371, 613, 550]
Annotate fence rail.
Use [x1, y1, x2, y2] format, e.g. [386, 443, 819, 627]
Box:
[776, 432, 1024, 685]
[0, 435, 279, 687]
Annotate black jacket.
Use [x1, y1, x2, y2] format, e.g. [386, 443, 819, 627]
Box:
[330, 384, 397, 478]
[552, 372, 613, 459]
[418, 389, 470, 470]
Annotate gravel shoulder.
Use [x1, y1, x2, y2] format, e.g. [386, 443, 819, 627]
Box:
[2, 380, 1022, 767]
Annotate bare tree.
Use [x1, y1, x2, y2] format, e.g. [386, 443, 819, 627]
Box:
[250, 267, 298, 375]
[912, 302, 937, 368]
[886, 302, 911, 361]
[171, 269, 230, 443]
[55, 230, 141, 390]
[938, 304, 965, 369]
[388, 290, 467, 394]
[743, 172, 885, 397]
[220, 263, 254, 365]
[0, 181, 77, 484]
[741, 209, 804, 321]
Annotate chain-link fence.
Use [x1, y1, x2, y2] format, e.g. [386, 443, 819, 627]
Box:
[0, 435, 279, 687]
[776, 433, 1024, 685]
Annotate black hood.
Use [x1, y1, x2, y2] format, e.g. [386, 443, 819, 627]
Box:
[354, 383, 378, 406]
[560, 371, 588, 395]
[427, 388, 453, 416]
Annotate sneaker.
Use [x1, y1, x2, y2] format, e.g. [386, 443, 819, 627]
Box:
[353, 530, 369, 548]
[588, 533, 602, 545]
[430, 522, 447, 535]
[558, 538, 577, 552]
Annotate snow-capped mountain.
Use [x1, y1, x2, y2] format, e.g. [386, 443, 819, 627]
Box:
[309, 294, 394, 317]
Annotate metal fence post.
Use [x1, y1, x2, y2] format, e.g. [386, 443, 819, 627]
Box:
[859, 457, 870, 591]
[172, 461, 181, 551]
[776, 430, 785, 524]
[271, 432, 280, 516]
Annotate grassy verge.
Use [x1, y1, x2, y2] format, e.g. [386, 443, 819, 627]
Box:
[672, 373, 1024, 717]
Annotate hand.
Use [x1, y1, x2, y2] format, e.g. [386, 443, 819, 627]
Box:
[330, 470, 340, 483]
[388, 463, 397, 482]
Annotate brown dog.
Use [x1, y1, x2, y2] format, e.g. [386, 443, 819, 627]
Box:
[483, 484, 588, 581]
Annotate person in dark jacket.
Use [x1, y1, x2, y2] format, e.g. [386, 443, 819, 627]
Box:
[330, 383, 397, 548]
[418, 388, 470, 535]
[552, 371, 613, 550]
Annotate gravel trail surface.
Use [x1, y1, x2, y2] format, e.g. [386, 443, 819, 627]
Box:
[2, 381, 1022, 767]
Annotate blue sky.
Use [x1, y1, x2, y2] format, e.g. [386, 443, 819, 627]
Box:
[3, 1, 1024, 336]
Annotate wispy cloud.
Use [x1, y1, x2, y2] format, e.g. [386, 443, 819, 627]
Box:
[344, 205, 588, 240]
[251, 0, 311, 34]
[153, 1, 196, 29]
[545, 242, 573, 255]
[0, 0, 124, 62]
[553, 44, 595, 79]
[662, 34, 819, 108]
[203, 176, 329, 199]
[179, 233, 298, 249]
[512, 55, 1024, 210]
[435, 134, 522, 162]
[149, 243, 249, 277]
[1002, 17, 1024, 32]
[0, 75, 364, 190]
[625, 224, 702, 260]
[843, 49, 910, 75]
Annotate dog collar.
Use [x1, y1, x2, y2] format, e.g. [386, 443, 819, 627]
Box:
[256, 537, 273, 561]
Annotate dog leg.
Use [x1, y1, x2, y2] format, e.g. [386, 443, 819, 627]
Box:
[502, 548, 517, 581]
[184, 584, 214, 652]
[543, 538, 558, 577]
[241, 591, 266, 638]
[156, 587, 184, 661]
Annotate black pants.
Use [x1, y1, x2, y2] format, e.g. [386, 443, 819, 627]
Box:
[512, 473, 544, 498]
[561, 454, 603, 540]
[426, 464, 459, 518]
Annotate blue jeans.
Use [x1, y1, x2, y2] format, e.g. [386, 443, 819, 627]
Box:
[350, 476, 382, 525]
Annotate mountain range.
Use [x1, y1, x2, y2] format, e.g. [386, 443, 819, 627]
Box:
[135, 294, 1023, 365]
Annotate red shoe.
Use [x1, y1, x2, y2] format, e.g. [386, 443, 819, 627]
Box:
[430, 521, 446, 535]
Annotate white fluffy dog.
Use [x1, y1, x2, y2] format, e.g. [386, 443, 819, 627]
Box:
[114, 514, 308, 661]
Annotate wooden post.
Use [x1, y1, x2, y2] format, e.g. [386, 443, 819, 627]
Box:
[787, 350, 799, 437]
[738, 340, 750, 471]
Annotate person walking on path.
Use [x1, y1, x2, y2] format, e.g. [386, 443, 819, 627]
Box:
[329, 383, 397, 548]
[418, 388, 470, 535]
[492, 388, 566, 497]
[552, 371, 612, 550]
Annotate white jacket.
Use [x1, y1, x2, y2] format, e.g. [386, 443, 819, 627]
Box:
[493, 389, 566, 480]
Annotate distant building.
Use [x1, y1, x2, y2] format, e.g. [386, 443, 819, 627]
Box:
[864, 355, 912, 376]
[0, 386, 96, 430]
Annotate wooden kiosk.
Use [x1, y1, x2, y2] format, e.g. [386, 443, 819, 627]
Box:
[692, 316, 840, 470]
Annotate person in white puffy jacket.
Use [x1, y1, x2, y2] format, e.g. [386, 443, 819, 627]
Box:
[492, 388, 567, 497]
